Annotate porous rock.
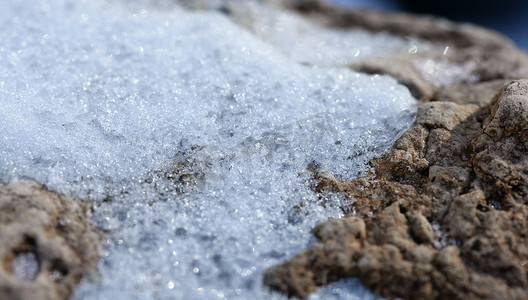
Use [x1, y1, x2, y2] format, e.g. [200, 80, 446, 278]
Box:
[0, 181, 99, 300]
[266, 80, 528, 299]
[472, 81, 528, 209]
[264, 3, 528, 296]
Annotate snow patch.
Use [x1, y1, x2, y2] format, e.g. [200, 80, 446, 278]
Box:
[0, 0, 418, 299]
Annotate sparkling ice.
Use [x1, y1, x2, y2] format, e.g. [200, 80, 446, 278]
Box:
[0, 0, 417, 299]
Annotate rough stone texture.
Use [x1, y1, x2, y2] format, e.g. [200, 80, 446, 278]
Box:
[264, 2, 528, 298]
[265, 80, 528, 299]
[3, 1, 527, 299]
[0, 181, 99, 300]
[472, 81, 528, 209]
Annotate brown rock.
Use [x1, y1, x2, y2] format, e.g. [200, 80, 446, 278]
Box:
[371, 125, 430, 184]
[265, 47, 528, 300]
[416, 101, 478, 131]
[352, 55, 435, 100]
[435, 79, 509, 107]
[0, 181, 99, 300]
[472, 80, 528, 209]
[244, 2, 528, 299]
[263, 217, 367, 298]
[408, 213, 435, 244]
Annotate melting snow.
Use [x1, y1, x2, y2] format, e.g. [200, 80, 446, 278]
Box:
[0, 0, 417, 299]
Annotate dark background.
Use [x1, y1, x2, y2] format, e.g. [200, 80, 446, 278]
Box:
[329, 0, 528, 50]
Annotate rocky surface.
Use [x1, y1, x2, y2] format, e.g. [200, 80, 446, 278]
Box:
[266, 80, 528, 298]
[2, 0, 419, 299]
[2, 1, 528, 299]
[0, 181, 99, 300]
[265, 1, 528, 299]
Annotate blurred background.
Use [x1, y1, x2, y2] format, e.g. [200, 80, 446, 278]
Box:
[328, 0, 528, 50]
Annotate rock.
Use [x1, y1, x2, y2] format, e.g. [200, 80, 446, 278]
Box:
[0, 181, 99, 300]
[264, 4, 528, 294]
[472, 80, 528, 209]
[416, 101, 478, 131]
[3, 0, 527, 299]
[352, 54, 435, 100]
[263, 217, 367, 298]
[408, 213, 435, 244]
[266, 80, 528, 299]
[435, 79, 509, 107]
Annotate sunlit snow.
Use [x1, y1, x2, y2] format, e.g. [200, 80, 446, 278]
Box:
[0, 0, 417, 299]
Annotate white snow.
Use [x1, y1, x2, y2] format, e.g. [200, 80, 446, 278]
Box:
[0, 0, 417, 299]
[12, 252, 39, 282]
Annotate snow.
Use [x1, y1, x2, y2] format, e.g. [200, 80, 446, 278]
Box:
[415, 56, 479, 87]
[12, 252, 39, 282]
[0, 0, 417, 299]
[227, 1, 428, 67]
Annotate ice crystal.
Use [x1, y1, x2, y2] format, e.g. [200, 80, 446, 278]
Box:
[0, 0, 418, 299]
